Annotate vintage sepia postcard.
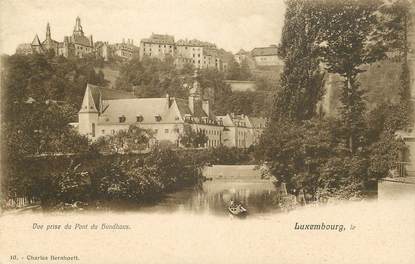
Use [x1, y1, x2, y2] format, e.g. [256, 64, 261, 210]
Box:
[0, 0, 414, 263]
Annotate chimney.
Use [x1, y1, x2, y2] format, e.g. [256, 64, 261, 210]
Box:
[202, 100, 209, 117]
[166, 93, 170, 106]
[189, 96, 195, 114]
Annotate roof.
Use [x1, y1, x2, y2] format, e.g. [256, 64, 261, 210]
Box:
[70, 34, 93, 47]
[176, 39, 216, 48]
[141, 33, 175, 44]
[175, 98, 192, 116]
[31, 35, 42, 46]
[251, 46, 278, 56]
[99, 98, 178, 125]
[42, 38, 59, 46]
[87, 84, 137, 112]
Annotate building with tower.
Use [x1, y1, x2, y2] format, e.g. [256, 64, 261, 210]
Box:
[76, 71, 265, 148]
[60, 16, 94, 58]
[16, 17, 94, 59]
[16, 23, 60, 55]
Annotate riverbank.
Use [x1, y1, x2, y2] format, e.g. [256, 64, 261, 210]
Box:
[1, 194, 414, 264]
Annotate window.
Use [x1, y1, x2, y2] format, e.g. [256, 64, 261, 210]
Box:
[155, 115, 162, 122]
[136, 115, 144, 122]
[165, 129, 169, 133]
[119, 115, 126, 123]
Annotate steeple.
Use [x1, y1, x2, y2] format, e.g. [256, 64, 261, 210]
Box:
[79, 84, 98, 113]
[73, 16, 84, 36]
[189, 70, 201, 98]
[188, 70, 202, 115]
[46, 22, 51, 40]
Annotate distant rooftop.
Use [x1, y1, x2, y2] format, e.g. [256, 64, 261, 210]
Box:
[251, 45, 278, 56]
[141, 33, 175, 44]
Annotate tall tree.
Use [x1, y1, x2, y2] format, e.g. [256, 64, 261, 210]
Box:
[318, 0, 386, 154]
[380, 0, 412, 128]
[272, 0, 325, 122]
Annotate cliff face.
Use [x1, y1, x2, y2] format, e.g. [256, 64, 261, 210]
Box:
[322, 0, 415, 118]
[322, 59, 402, 117]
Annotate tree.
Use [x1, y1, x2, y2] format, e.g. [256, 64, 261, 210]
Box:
[179, 125, 208, 148]
[93, 125, 151, 153]
[272, 0, 325, 122]
[318, 0, 386, 154]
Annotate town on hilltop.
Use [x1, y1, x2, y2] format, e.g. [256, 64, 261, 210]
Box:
[14, 16, 279, 149]
[16, 16, 283, 71]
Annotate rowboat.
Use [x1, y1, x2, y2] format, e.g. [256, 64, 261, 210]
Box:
[228, 201, 247, 216]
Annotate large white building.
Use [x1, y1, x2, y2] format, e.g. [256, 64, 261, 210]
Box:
[77, 73, 265, 148]
[139, 33, 228, 71]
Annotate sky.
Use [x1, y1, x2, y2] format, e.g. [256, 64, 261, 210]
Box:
[0, 0, 286, 55]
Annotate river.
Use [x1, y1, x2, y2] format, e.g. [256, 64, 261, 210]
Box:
[138, 178, 288, 217]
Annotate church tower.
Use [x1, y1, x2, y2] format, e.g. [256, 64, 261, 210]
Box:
[73, 16, 84, 36]
[46, 22, 51, 40]
[189, 70, 202, 115]
[78, 84, 99, 138]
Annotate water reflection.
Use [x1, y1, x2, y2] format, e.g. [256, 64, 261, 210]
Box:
[142, 179, 283, 217]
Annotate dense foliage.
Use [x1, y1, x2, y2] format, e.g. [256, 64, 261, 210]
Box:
[114, 55, 273, 117]
[257, 0, 410, 200]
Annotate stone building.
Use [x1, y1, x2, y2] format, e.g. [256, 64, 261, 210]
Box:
[16, 23, 60, 56]
[139, 33, 228, 71]
[16, 17, 94, 59]
[251, 45, 282, 67]
[112, 39, 139, 60]
[61, 16, 94, 58]
[234, 49, 249, 64]
[139, 33, 176, 60]
[95, 39, 139, 61]
[76, 72, 265, 148]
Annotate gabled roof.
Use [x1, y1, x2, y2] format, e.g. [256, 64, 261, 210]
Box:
[251, 46, 278, 56]
[175, 98, 192, 116]
[79, 84, 99, 113]
[42, 38, 59, 46]
[141, 33, 175, 44]
[31, 34, 42, 46]
[71, 34, 93, 47]
[85, 84, 137, 113]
